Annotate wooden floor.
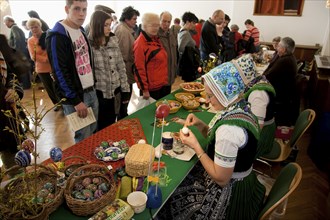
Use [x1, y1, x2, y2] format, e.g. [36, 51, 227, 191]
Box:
[2, 77, 329, 219]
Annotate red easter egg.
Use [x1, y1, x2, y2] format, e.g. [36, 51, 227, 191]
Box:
[155, 104, 170, 119]
[22, 139, 35, 153]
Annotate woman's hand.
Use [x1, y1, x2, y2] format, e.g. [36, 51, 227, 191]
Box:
[4, 89, 18, 103]
[179, 129, 202, 153]
[142, 91, 150, 100]
[184, 113, 200, 127]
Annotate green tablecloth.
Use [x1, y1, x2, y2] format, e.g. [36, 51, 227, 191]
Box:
[50, 91, 215, 220]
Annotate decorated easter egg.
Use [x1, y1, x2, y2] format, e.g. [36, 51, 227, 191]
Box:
[43, 182, 55, 193]
[74, 183, 84, 191]
[21, 139, 35, 153]
[49, 147, 62, 162]
[155, 104, 170, 119]
[38, 189, 49, 198]
[82, 177, 92, 187]
[98, 182, 109, 193]
[15, 150, 31, 167]
[92, 177, 101, 185]
[100, 141, 109, 148]
[94, 189, 103, 199]
[82, 189, 93, 199]
[86, 184, 97, 192]
[72, 191, 86, 200]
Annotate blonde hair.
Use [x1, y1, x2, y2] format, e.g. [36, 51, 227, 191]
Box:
[141, 13, 159, 31]
[27, 18, 42, 29]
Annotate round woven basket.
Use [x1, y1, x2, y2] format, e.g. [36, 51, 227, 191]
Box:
[0, 164, 64, 220]
[156, 100, 182, 114]
[64, 164, 116, 216]
[63, 156, 89, 178]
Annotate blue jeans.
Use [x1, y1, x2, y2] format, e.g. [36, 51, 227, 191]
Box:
[62, 90, 99, 143]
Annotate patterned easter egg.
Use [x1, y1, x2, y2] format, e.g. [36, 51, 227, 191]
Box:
[100, 141, 109, 148]
[82, 189, 93, 199]
[50, 147, 62, 162]
[43, 182, 55, 193]
[94, 189, 103, 199]
[82, 177, 92, 187]
[21, 139, 35, 153]
[86, 184, 97, 192]
[15, 150, 31, 167]
[98, 182, 109, 193]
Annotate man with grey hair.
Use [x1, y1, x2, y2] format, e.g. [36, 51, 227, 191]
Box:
[158, 11, 177, 95]
[264, 37, 299, 126]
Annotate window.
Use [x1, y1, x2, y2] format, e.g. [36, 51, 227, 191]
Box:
[254, 0, 304, 16]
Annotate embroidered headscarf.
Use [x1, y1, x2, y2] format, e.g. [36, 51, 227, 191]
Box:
[202, 53, 257, 107]
[231, 53, 257, 84]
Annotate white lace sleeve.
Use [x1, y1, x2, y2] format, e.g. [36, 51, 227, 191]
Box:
[248, 90, 269, 125]
[214, 125, 247, 168]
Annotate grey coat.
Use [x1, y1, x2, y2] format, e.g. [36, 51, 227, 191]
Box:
[158, 28, 178, 85]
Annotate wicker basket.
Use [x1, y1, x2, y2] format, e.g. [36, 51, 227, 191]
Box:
[62, 156, 89, 178]
[156, 100, 182, 114]
[180, 82, 205, 94]
[64, 164, 116, 216]
[174, 92, 195, 103]
[0, 164, 64, 220]
[125, 144, 155, 177]
[182, 99, 200, 110]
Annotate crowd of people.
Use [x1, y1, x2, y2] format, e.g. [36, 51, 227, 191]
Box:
[1, 0, 301, 219]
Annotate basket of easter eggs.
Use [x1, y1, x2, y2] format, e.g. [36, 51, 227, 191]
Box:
[0, 163, 64, 220]
[64, 164, 116, 216]
[180, 82, 205, 94]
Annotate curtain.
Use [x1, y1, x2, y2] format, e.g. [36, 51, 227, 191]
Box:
[255, 0, 284, 15]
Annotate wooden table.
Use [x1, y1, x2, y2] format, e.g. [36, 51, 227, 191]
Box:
[49, 90, 215, 220]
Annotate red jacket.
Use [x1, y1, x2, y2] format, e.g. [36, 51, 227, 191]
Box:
[133, 31, 168, 92]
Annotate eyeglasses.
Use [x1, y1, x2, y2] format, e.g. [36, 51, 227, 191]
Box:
[205, 92, 214, 100]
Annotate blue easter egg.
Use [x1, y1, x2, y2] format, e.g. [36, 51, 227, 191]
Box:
[50, 147, 62, 162]
[15, 150, 31, 167]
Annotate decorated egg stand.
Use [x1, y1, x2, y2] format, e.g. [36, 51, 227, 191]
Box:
[0, 71, 64, 219]
[146, 104, 171, 209]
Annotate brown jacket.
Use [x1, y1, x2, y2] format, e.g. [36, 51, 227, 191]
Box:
[114, 22, 136, 84]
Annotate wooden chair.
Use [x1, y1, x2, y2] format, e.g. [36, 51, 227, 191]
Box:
[258, 162, 302, 220]
[255, 109, 315, 176]
[259, 109, 315, 163]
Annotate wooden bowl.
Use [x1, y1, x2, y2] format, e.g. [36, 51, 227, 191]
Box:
[182, 99, 200, 110]
[195, 96, 206, 104]
[180, 82, 205, 94]
[156, 100, 182, 114]
[200, 91, 206, 98]
[174, 92, 195, 102]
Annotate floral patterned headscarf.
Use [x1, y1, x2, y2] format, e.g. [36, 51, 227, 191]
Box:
[202, 62, 245, 107]
[202, 53, 257, 107]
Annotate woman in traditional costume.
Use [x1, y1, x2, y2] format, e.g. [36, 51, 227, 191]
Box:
[157, 60, 265, 220]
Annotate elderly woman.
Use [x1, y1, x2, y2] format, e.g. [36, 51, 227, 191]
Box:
[269, 36, 281, 64]
[177, 11, 200, 82]
[27, 18, 60, 111]
[133, 13, 168, 100]
[264, 37, 298, 126]
[157, 61, 265, 220]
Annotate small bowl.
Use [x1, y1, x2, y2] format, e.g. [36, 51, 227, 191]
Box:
[182, 99, 200, 110]
[127, 191, 148, 214]
[156, 100, 182, 114]
[174, 92, 195, 103]
[180, 82, 205, 94]
[195, 96, 206, 104]
[200, 91, 206, 98]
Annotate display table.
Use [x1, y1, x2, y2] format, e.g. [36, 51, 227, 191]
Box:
[48, 91, 215, 220]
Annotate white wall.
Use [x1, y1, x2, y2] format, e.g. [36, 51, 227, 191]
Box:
[2, 0, 329, 49]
